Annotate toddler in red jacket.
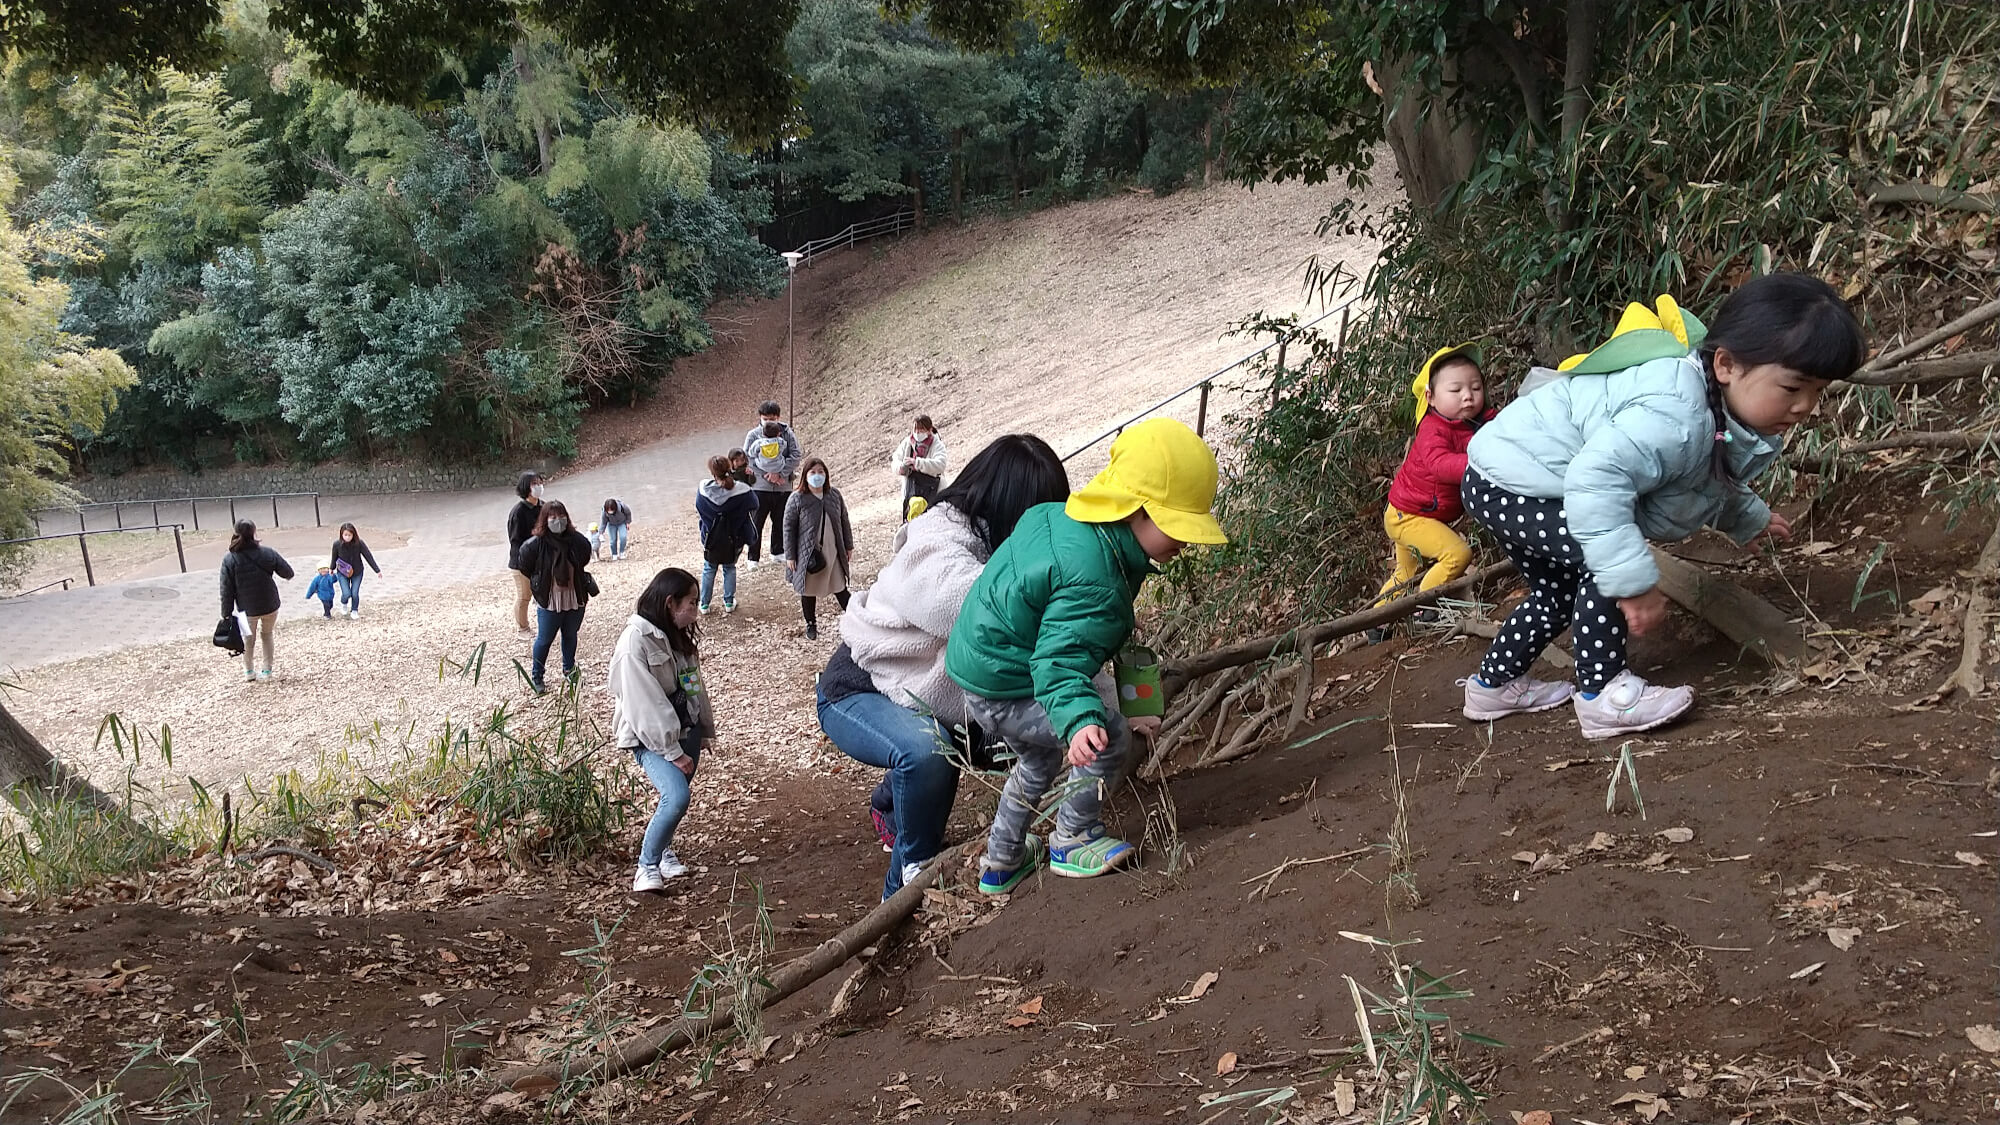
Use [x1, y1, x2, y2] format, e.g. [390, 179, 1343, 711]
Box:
[1370, 344, 1496, 638]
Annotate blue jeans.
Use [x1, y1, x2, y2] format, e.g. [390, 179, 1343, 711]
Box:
[337, 571, 364, 612]
[532, 606, 585, 685]
[634, 737, 699, 866]
[817, 685, 962, 899]
[607, 524, 628, 555]
[699, 561, 737, 607]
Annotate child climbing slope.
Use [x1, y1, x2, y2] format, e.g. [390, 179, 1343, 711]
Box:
[1368, 344, 1497, 642]
[1460, 273, 1864, 739]
[946, 418, 1227, 892]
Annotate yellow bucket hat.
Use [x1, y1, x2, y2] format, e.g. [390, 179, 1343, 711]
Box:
[1066, 417, 1227, 545]
[1410, 342, 1486, 422]
[1557, 295, 1706, 374]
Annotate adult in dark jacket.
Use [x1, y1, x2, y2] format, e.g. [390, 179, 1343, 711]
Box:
[328, 522, 382, 619]
[695, 456, 760, 612]
[220, 520, 295, 682]
[506, 470, 544, 634]
[596, 498, 634, 561]
[516, 499, 595, 693]
[743, 401, 802, 564]
[782, 457, 854, 640]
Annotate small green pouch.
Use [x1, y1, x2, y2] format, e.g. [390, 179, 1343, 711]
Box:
[1114, 645, 1165, 718]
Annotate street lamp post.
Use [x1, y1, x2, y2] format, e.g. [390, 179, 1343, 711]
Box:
[781, 251, 805, 417]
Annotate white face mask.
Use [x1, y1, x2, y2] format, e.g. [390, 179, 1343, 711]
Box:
[547, 517, 568, 533]
[807, 472, 827, 489]
[530, 483, 544, 499]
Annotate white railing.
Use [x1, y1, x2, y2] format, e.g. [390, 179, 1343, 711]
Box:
[790, 209, 918, 266]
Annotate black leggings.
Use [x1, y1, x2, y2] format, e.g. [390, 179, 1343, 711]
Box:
[801, 589, 851, 626]
[1462, 470, 1629, 694]
[750, 490, 790, 560]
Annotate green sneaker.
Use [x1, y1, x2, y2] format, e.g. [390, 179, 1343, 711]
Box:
[1048, 828, 1135, 878]
[977, 833, 1045, 895]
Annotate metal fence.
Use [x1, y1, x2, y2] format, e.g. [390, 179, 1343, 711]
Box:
[790, 209, 918, 266]
[1061, 299, 1361, 463]
[30, 492, 322, 536]
[0, 524, 190, 589]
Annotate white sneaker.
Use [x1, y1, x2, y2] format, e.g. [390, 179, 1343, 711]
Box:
[901, 861, 924, 886]
[1573, 670, 1695, 740]
[743, 559, 759, 572]
[658, 850, 689, 880]
[349, 608, 359, 619]
[1461, 674, 1574, 721]
[632, 864, 667, 893]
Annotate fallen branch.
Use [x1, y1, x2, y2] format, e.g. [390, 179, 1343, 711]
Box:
[1163, 561, 1519, 697]
[1841, 348, 2000, 387]
[1147, 666, 1246, 777]
[1861, 296, 2000, 373]
[1201, 698, 1285, 767]
[1866, 181, 2000, 215]
[1932, 519, 2000, 703]
[1833, 429, 1998, 456]
[1242, 846, 1373, 899]
[1285, 652, 1316, 737]
[494, 839, 977, 1092]
[1651, 548, 1810, 666]
[1453, 619, 1575, 669]
[1531, 1025, 1616, 1066]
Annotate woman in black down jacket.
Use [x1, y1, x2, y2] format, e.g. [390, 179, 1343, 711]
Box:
[220, 520, 295, 682]
[515, 499, 595, 693]
[328, 522, 382, 619]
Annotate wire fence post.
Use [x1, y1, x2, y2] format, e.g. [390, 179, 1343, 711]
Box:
[1336, 305, 1352, 354]
[191, 501, 201, 532]
[313, 494, 322, 527]
[1272, 337, 1290, 408]
[174, 525, 187, 573]
[115, 504, 123, 529]
[229, 498, 236, 526]
[151, 501, 159, 528]
[77, 508, 86, 534]
[1196, 381, 1212, 438]
[78, 534, 94, 587]
[272, 494, 280, 528]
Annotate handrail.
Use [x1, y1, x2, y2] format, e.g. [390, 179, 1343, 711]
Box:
[0, 523, 191, 587]
[5, 577, 74, 598]
[1061, 298, 1362, 462]
[31, 492, 321, 535]
[790, 209, 917, 266]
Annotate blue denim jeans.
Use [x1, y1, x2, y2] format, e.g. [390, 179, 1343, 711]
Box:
[699, 561, 737, 608]
[634, 737, 699, 866]
[607, 523, 628, 555]
[337, 571, 364, 612]
[817, 685, 962, 899]
[532, 606, 585, 686]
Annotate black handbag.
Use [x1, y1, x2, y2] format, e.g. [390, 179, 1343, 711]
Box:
[212, 615, 244, 655]
[805, 546, 827, 575]
[581, 571, 600, 597]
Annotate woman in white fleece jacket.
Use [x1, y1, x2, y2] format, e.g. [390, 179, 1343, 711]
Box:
[817, 434, 1070, 899]
[609, 568, 713, 894]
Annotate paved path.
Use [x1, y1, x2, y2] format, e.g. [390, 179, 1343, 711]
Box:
[0, 426, 739, 671]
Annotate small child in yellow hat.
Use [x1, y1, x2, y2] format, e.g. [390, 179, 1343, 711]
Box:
[945, 418, 1226, 891]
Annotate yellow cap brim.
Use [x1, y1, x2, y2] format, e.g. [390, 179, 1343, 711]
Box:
[1148, 504, 1228, 545]
[1066, 485, 1228, 545]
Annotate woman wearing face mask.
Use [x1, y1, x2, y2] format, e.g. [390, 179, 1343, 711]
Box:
[891, 414, 948, 523]
[783, 457, 853, 640]
[515, 499, 595, 693]
[506, 471, 545, 635]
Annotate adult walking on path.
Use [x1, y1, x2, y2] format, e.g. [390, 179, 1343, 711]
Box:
[891, 414, 948, 522]
[744, 401, 802, 566]
[220, 520, 295, 683]
[816, 434, 1070, 898]
[329, 522, 382, 619]
[506, 471, 545, 635]
[783, 457, 853, 641]
[596, 497, 633, 561]
[516, 499, 595, 694]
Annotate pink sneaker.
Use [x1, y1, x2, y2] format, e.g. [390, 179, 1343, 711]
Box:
[1573, 670, 1694, 739]
[1461, 674, 1575, 721]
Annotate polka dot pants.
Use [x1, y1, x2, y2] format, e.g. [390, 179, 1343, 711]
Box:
[1462, 470, 1628, 694]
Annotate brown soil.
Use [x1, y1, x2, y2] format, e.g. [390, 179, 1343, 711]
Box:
[8, 499, 1995, 1125]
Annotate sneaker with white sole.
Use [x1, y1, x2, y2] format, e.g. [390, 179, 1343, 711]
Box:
[657, 849, 689, 880]
[1461, 674, 1574, 721]
[632, 863, 667, 893]
[1573, 670, 1694, 739]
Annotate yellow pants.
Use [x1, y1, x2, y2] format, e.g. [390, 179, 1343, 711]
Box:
[1374, 507, 1473, 605]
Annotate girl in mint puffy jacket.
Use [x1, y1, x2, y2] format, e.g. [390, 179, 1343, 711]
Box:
[1459, 273, 1863, 740]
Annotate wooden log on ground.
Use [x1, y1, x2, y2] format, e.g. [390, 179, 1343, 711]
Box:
[1934, 520, 2000, 702]
[1841, 349, 2000, 388]
[1650, 548, 1809, 666]
[493, 839, 978, 1092]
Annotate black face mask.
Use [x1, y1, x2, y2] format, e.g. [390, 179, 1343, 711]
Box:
[762, 422, 780, 437]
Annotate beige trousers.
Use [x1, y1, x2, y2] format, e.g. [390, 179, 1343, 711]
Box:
[514, 571, 534, 630]
[242, 612, 276, 674]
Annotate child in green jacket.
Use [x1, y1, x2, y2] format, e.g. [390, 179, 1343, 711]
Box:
[946, 418, 1226, 892]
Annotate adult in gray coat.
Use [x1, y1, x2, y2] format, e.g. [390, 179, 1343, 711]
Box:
[743, 400, 802, 565]
[783, 456, 853, 640]
[220, 520, 295, 682]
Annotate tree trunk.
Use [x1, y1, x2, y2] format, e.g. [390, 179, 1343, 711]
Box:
[908, 164, 925, 230]
[1375, 55, 1482, 212]
[950, 127, 965, 224]
[1, 700, 123, 816]
[1559, 0, 1598, 151]
[514, 40, 553, 174]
